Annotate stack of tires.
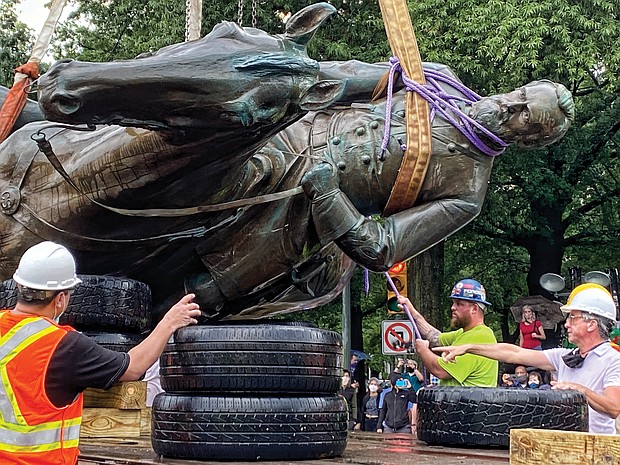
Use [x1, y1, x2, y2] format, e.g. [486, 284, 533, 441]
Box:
[0, 275, 151, 351]
[417, 386, 589, 447]
[152, 322, 349, 461]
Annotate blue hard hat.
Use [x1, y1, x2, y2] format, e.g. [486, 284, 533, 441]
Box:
[449, 279, 491, 306]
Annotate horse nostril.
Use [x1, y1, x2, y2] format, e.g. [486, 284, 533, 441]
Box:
[51, 94, 81, 115]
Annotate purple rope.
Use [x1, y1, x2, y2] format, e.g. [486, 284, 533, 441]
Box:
[385, 272, 422, 340]
[364, 268, 370, 296]
[385, 271, 428, 387]
[380, 57, 508, 157]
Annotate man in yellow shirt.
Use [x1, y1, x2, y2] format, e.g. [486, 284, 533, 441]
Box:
[397, 279, 498, 386]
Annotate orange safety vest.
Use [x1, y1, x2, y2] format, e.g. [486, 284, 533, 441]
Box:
[0, 310, 83, 465]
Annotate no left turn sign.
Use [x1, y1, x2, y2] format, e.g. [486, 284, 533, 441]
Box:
[382, 320, 414, 355]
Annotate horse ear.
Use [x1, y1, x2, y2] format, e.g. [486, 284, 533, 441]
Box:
[284, 3, 337, 46]
[299, 80, 346, 111]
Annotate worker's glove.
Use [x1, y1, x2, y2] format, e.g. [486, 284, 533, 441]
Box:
[301, 163, 340, 200]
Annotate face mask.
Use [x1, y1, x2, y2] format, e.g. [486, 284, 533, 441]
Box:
[369, 385, 378, 392]
[528, 382, 539, 389]
[350, 362, 357, 370]
[562, 349, 585, 368]
[406, 367, 415, 373]
[516, 375, 527, 384]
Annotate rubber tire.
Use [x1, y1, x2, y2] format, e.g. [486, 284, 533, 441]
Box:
[0, 276, 152, 333]
[159, 324, 342, 394]
[81, 332, 144, 352]
[151, 393, 348, 460]
[417, 387, 589, 447]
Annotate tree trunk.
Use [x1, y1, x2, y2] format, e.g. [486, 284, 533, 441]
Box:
[410, 242, 445, 329]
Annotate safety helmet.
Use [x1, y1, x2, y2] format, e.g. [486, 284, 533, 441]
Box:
[13, 241, 82, 290]
[561, 283, 617, 321]
[449, 279, 491, 306]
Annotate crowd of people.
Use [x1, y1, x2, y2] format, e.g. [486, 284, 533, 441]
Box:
[338, 278, 620, 436]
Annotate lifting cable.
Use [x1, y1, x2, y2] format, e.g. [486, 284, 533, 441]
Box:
[0, 0, 68, 143]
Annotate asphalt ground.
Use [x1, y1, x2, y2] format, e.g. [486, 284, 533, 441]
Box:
[78, 431, 510, 465]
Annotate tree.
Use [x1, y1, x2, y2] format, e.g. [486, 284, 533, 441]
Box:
[409, 0, 620, 339]
[0, 0, 33, 87]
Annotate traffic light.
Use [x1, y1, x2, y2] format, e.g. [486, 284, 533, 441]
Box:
[387, 262, 407, 314]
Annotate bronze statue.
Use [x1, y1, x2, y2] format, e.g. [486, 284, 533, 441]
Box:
[0, 4, 574, 321]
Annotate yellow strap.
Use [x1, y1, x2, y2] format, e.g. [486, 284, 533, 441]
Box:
[378, 0, 433, 216]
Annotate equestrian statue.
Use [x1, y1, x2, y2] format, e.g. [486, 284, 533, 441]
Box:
[0, 3, 574, 321]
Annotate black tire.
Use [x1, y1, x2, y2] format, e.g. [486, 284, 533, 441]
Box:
[0, 278, 17, 309]
[159, 324, 342, 394]
[81, 331, 144, 352]
[0, 276, 152, 333]
[417, 387, 588, 447]
[151, 393, 348, 460]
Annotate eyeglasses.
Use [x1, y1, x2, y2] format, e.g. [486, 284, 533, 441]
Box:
[566, 314, 585, 322]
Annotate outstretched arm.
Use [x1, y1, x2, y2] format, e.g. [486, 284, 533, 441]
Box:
[432, 343, 554, 372]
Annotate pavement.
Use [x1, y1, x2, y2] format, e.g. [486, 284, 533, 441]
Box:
[78, 432, 510, 465]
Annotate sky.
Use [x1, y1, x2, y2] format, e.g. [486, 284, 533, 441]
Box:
[16, 0, 54, 33]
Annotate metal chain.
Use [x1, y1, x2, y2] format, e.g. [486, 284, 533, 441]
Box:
[251, 0, 257, 28]
[185, 0, 191, 41]
[237, 0, 244, 26]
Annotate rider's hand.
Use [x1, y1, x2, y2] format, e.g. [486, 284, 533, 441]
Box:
[301, 163, 339, 200]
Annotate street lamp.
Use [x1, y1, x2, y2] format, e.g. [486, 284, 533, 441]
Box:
[539, 270, 611, 299]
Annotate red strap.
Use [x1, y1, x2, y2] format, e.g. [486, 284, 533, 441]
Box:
[0, 61, 40, 143]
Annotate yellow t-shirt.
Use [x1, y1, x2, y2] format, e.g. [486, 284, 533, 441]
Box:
[438, 325, 498, 387]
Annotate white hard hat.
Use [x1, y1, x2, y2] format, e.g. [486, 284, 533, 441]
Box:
[13, 241, 82, 290]
[560, 283, 617, 321]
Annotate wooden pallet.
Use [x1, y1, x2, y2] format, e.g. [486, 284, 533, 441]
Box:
[81, 381, 151, 438]
[510, 428, 620, 465]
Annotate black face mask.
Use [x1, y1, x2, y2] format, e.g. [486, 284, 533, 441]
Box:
[406, 367, 415, 373]
[562, 349, 585, 369]
[562, 341, 607, 369]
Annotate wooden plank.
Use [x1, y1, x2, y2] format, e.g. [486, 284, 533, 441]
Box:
[81, 408, 141, 438]
[510, 429, 620, 465]
[140, 408, 152, 437]
[83, 381, 147, 409]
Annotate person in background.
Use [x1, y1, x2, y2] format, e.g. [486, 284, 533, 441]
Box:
[377, 374, 417, 434]
[500, 372, 515, 388]
[513, 365, 529, 388]
[0, 241, 201, 465]
[397, 279, 498, 387]
[145, 360, 164, 407]
[357, 377, 382, 431]
[519, 305, 546, 350]
[434, 283, 620, 434]
[528, 370, 551, 390]
[402, 359, 424, 393]
[338, 369, 358, 431]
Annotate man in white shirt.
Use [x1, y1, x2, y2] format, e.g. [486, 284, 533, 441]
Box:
[434, 283, 620, 434]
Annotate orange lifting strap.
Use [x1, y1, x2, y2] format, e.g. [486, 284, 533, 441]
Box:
[378, 0, 433, 217]
[0, 0, 68, 144]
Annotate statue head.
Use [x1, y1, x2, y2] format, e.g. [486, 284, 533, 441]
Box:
[471, 80, 575, 148]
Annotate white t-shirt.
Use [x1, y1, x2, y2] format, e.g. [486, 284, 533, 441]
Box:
[144, 359, 164, 408]
[544, 343, 620, 434]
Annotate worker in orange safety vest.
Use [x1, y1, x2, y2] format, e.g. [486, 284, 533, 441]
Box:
[0, 241, 201, 464]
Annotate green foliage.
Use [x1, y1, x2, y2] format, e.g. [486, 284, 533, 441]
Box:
[0, 0, 33, 87]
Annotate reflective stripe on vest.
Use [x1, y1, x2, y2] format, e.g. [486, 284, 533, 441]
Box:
[0, 316, 81, 451]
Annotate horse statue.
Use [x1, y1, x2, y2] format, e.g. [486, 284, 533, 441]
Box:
[0, 4, 574, 321]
